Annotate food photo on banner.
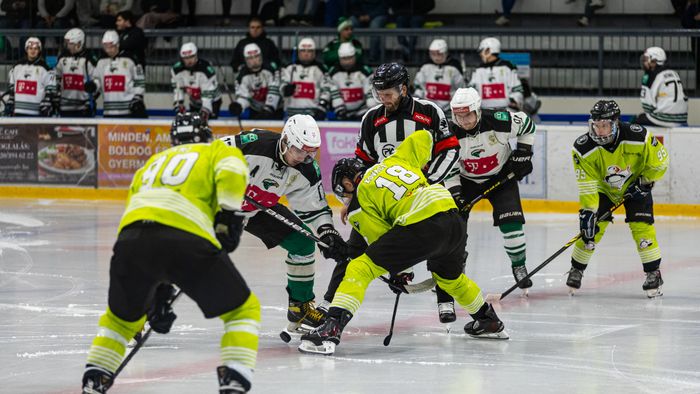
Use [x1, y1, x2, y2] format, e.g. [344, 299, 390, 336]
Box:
[38, 125, 97, 186]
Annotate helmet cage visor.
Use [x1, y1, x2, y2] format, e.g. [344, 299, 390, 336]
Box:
[588, 119, 618, 145]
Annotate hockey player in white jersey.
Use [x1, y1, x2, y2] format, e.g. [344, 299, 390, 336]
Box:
[269, 37, 331, 120]
[89, 30, 146, 118]
[55, 28, 99, 117]
[446, 87, 536, 298]
[326, 42, 375, 120]
[413, 39, 465, 118]
[468, 37, 524, 111]
[228, 43, 283, 120]
[220, 115, 348, 338]
[6, 37, 56, 117]
[171, 42, 222, 120]
[635, 46, 688, 127]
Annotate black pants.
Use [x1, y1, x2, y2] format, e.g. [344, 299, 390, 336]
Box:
[108, 222, 251, 321]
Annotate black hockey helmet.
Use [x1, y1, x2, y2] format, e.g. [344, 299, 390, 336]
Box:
[170, 112, 212, 146]
[332, 157, 365, 199]
[372, 63, 409, 91]
[590, 100, 621, 121]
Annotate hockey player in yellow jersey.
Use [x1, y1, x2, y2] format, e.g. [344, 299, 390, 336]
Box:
[567, 100, 669, 298]
[82, 113, 258, 394]
[298, 129, 508, 356]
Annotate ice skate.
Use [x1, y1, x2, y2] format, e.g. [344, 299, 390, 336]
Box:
[281, 300, 327, 343]
[464, 304, 509, 340]
[643, 270, 664, 298]
[512, 265, 533, 296]
[82, 365, 113, 394]
[217, 365, 251, 394]
[298, 309, 352, 355]
[566, 268, 584, 295]
[438, 301, 456, 323]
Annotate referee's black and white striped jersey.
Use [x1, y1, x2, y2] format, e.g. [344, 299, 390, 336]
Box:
[355, 96, 459, 184]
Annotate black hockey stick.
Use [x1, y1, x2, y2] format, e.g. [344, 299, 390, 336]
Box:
[216, 62, 244, 130]
[487, 198, 627, 302]
[383, 292, 401, 346]
[113, 289, 183, 380]
[461, 171, 516, 213]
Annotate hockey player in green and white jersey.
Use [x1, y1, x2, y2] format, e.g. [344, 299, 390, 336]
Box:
[298, 129, 508, 356]
[567, 100, 669, 298]
[635, 46, 688, 127]
[82, 112, 258, 393]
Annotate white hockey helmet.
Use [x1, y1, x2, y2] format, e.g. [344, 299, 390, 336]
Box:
[64, 28, 85, 48]
[643, 46, 666, 65]
[102, 30, 120, 46]
[280, 114, 321, 164]
[429, 39, 448, 54]
[180, 42, 198, 58]
[338, 42, 356, 58]
[450, 87, 482, 128]
[298, 37, 316, 51]
[25, 37, 42, 51]
[243, 43, 262, 58]
[478, 37, 501, 55]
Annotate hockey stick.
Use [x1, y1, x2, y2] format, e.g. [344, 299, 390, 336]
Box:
[113, 289, 183, 380]
[461, 171, 517, 213]
[383, 292, 401, 346]
[486, 198, 627, 302]
[216, 62, 244, 130]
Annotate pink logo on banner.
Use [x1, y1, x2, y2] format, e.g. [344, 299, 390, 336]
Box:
[319, 126, 358, 191]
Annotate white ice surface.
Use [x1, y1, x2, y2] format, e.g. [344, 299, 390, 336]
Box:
[1, 199, 699, 394]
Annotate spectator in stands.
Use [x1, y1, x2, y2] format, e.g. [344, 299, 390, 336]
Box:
[173, 0, 195, 26]
[268, 37, 331, 119]
[577, 0, 604, 27]
[221, 0, 233, 26]
[75, 0, 99, 27]
[389, 0, 434, 63]
[91, 29, 146, 118]
[413, 39, 465, 118]
[36, 0, 76, 29]
[350, 0, 388, 62]
[634, 46, 688, 127]
[231, 17, 282, 72]
[682, 0, 700, 91]
[98, 0, 132, 28]
[324, 0, 349, 27]
[495, 0, 517, 26]
[468, 37, 524, 111]
[322, 17, 364, 68]
[0, 0, 35, 30]
[171, 42, 222, 120]
[326, 42, 375, 120]
[295, 0, 318, 25]
[137, 0, 180, 29]
[116, 10, 146, 68]
[230, 43, 284, 119]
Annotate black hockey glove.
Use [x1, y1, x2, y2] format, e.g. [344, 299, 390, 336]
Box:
[129, 96, 146, 115]
[506, 148, 533, 181]
[579, 209, 598, 250]
[39, 101, 53, 117]
[624, 178, 653, 201]
[147, 283, 177, 334]
[448, 185, 470, 221]
[311, 107, 326, 121]
[214, 209, 247, 253]
[84, 80, 97, 94]
[3, 98, 14, 116]
[334, 107, 348, 120]
[317, 224, 349, 263]
[282, 83, 296, 97]
[228, 101, 243, 116]
[387, 271, 415, 295]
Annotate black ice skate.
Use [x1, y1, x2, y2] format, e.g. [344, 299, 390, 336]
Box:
[282, 299, 327, 342]
[566, 268, 584, 295]
[512, 265, 533, 295]
[82, 365, 113, 394]
[464, 304, 509, 340]
[438, 301, 456, 324]
[217, 365, 251, 393]
[298, 308, 353, 355]
[642, 270, 664, 298]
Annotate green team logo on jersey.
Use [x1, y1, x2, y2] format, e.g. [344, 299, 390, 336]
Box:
[313, 161, 321, 177]
[642, 74, 649, 84]
[240, 134, 259, 144]
[263, 179, 279, 189]
[494, 111, 510, 122]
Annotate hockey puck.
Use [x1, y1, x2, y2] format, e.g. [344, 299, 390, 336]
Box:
[279, 331, 292, 343]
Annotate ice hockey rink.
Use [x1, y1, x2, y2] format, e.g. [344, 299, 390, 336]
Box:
[1, 198, 699, 394]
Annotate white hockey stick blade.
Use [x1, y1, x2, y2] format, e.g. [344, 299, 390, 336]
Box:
[404, 277, 437, 294]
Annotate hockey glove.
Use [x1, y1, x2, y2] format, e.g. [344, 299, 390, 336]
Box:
[39, 101, 53, 117]
[214, 210, 247, 253]
[84, 80, 97, 94]
[199, 108, 210, 122]
[334, 107, 348, 120]
[3, 99, 14, 116]
[579, 209, 598, 250]
[228, 101, 243, 116]
[624, 178, 653, 201]
[387, 271, 415, 295]
[312, 107, 326, 121]
[506, 149, 533, 181]
[174, 101, 186, 114]
[282, 83, 296, 97]
[129, 96, 146, 115]
[147, 283, 177, 334]
[317, 224, 349, 263]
